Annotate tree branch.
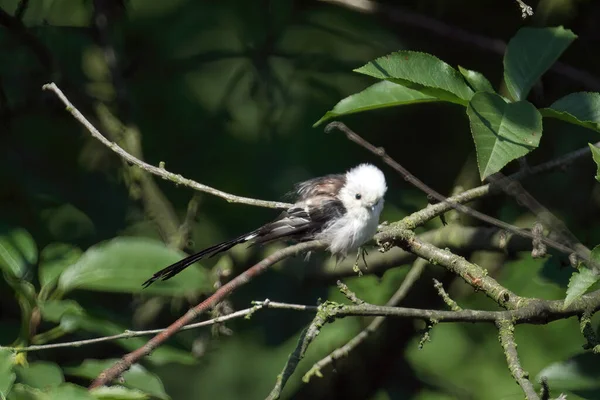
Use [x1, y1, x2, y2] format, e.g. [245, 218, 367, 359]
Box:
[497, 319, 539, 400]
[4, 304, 265, 353]
[89, 240, 324, 389]
[320, 0, 600, 90]
[327, 121, 597, 270]
[304, 257, 428, 382]
[315, 224, 530, 280]
[41, 83, 292, 210]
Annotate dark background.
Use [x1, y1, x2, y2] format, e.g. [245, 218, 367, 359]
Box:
[1, 1, 600, 399]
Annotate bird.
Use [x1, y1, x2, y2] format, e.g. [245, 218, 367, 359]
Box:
[142, 164, 387, 288]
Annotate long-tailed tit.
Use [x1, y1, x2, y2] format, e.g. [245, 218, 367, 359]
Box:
[142, 164, 387, 287]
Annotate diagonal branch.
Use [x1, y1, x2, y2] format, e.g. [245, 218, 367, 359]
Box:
[88, 240, 324, 389]
[497, 319, 539, 400]
[327, 121, 596, 271]
[41, 83, 292, 210]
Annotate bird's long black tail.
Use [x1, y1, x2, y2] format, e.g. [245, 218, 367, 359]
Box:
[142, 230, 259, 288]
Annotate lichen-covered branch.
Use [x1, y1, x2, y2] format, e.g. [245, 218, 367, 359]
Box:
[497, 319, 539, 399]
[42, 83, 292, 210]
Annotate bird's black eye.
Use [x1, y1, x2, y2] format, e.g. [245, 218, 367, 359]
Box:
[355, 193, 362, 200]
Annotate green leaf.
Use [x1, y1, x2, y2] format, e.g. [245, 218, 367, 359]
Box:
[66, 360, 170, 400]
[57, 237, 210, 296]
[90, 386, 148, 400]
[504, 26, 577, 101]
[458, 66, 495, 93]
[590, 144, 600, 182]
[538, 352, 600, 391]
[541, 92, 600, 133]
[313, 81, 437, 126]
[0, 226, 38, 279]
[0, 348, 16, 396]
[7, 383, 96, 400]
[467, 92, 542, 179]
[38, 300, 86, 333]
[564, 246, 600, 308]
[39, 243, 83, 288]
[354, 51, 474, 105]
[15, 362, 64, 390]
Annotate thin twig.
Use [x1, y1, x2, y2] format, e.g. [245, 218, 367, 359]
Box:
[320, 0, 600, 90]
[433, 279, 462, 311]
[89, 240, 324, 388]
[4, 304, 266, 353]
[266, 302, 334, 400]
[42, 83, 292, 210]
[326, 121, 596, 270]
[497, 319, 539, 400]
[304, 257, 427, 381]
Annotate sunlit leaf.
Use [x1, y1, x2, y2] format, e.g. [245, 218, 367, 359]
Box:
[541, 92, 600, 133]
[538, 352, 600, 390]
[39, 243, 83, 288]
[564, 246, 600, 308]
[467, 92, 542, 179]
[313, 81, 437, 126]
[90, 386, 148, 400]
[57, 237, 209, 296]
[66, 360, 169, 400]
[0, 348, 16, 396]
[590, 144, 600, 182]
[0, 226, 37, 279]
[15, 362, 64, 390]
[504, 26, 577, 101]
[458, 66, 495, 93]
[354, 51, 474, 105]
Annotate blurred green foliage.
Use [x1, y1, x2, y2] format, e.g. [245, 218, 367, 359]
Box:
[2, 0, 600, 399]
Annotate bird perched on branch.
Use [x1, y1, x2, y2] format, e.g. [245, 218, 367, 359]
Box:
[143, 164, 387, 287]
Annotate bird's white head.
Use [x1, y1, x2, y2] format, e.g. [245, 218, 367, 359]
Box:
[339, 164, 387, 215]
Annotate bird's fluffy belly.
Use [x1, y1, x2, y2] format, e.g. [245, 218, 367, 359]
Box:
[317, 208, 379, 256]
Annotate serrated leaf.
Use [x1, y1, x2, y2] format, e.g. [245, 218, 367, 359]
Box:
[57, 237, 209, 296]
[0, 348, 16, 396]
[0, 226, 37, 279]
[354, 51, 474, 105]
[504, 26, 577, 101]
[541, 92, 600, 133]
[467, 92, 542, 179]
[590, 144, 600, 182]
[15, 361, 64, 389]
[313, 81, 437, 126]
[90, 386, 148, 400]
[565, 268, 600, 308]
[458, 66, 495, 93]
[39, 243, 83, 288]
[66, 360, 169, 400]
[537, 352, 600, 391]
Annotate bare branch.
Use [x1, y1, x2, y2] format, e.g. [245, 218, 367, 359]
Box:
[89, 240, 324, 389]
[4, 304, 265, 353]
[326, 121, 596, 270]
[433, 279, 462, 311]
[304, 257, 428, 382]
[42, 83, 292, 210]
[497, 319, 539, 400]
[320, 0, 600, 90]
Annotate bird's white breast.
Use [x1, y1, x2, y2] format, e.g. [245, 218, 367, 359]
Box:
[317, 206, 381, 256]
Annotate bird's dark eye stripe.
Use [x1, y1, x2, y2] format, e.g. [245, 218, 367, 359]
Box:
[355, 193, 362, 200]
